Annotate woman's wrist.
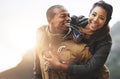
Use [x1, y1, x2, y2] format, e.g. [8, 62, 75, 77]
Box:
[59, 62, 68, 72]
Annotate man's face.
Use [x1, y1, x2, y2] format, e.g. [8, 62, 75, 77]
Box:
[49, 8, 71, 34]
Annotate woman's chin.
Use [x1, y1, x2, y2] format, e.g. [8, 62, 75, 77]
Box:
[89, 26, 98, 31]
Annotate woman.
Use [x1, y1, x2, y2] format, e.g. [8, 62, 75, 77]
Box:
[44, 1, 113, 79]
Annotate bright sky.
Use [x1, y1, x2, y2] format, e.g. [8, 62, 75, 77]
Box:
[0, 0, 120, 72]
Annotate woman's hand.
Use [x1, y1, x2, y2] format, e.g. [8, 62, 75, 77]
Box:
[43, 51, 61, 70]
[43, 51, 68, 72]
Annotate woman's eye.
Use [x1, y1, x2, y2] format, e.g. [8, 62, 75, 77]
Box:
[92, 13, 96, 16]
[100, 17, 105, 20]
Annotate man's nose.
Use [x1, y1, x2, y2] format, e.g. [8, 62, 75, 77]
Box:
[66, 16, 71, 21]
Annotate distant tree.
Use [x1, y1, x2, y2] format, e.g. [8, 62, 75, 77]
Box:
[106, 21, 120, 79]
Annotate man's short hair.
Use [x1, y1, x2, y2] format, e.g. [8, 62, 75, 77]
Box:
[46, 5, 64, 20]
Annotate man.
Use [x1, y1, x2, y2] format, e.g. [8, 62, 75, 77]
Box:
[33, 5, 90, 79]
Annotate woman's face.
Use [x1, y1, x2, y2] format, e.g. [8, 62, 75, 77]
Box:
[88, 6, 107, 31]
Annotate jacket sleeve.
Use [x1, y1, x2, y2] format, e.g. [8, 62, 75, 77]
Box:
[67, 34, 112, 76]
[33, 50, 42, 79]
[33, 28, 43, 79]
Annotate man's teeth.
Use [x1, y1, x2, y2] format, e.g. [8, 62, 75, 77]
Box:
[65, 23, 70, 27]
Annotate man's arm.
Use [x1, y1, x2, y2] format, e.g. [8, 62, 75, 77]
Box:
[33, 28, 44, 79]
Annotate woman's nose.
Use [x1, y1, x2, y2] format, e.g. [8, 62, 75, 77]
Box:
[93, 16, 99, 22]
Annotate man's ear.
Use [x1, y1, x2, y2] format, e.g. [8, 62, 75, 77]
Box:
[48, 18, 52, 23]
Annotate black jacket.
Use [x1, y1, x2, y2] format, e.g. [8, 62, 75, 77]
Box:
[67, 33, 112, 79]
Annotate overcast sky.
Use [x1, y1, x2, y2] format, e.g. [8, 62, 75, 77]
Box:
[0, 0, 120, 72]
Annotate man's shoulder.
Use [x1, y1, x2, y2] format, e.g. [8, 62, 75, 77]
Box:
[36, 25, 48, 40]
[37, 25, 48, 31]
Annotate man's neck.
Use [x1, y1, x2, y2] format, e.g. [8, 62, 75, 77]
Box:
[49, 26, 68, 34]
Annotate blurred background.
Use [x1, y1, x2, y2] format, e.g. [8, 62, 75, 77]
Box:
[0, 0, 120, 79]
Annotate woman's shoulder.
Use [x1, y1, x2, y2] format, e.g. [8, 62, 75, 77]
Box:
[95, 33, 112, 48]
[90, 34, 112, 54]
[96, 33, 112, 43]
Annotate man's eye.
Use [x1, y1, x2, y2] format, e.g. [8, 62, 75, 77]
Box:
[60, 15, 66, 18]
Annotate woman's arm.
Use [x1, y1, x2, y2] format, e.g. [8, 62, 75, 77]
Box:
[67, 43, 111, 76]
[44, 34, 112, 76]
[67, 34, 112, 76]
